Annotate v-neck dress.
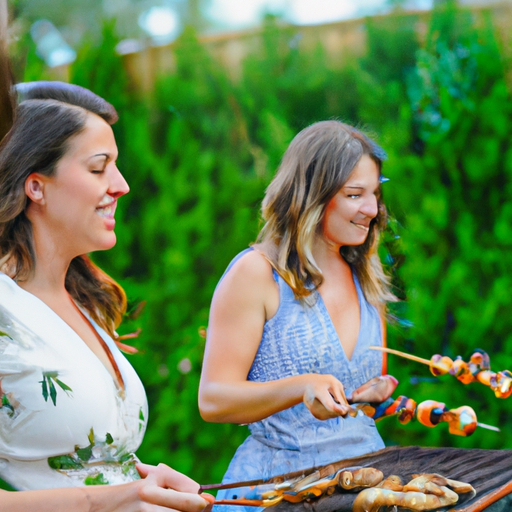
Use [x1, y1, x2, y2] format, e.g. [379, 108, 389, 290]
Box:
[0, 272, 148, 491]
[217, 248, 385, 491]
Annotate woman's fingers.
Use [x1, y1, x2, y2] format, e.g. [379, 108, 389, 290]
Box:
[306, 397, 333, 420]
[135, 463, 213, 511]
[349, 375, 399, 403]
[346, 376, 379, 402]
[138, 483, 210, 512]
[329, 382, 349, 406]
[200, 494, 216, 505]
[308, 398, 348, 420]
[137, 463, 200, 494]
[304, 380, 350, 419]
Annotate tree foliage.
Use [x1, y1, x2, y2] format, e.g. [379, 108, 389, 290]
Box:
[13, 3, 512, 483]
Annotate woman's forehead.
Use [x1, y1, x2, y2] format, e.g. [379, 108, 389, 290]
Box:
[64, 113, 117, 158]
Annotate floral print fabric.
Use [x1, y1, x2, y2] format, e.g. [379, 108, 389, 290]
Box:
[0, 272, 148, 490]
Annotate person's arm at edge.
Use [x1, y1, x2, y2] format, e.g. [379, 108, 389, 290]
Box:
[0, 463, 213, 512]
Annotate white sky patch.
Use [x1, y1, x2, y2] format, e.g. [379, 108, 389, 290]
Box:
[139, 6, 180, 37]
[287, 0, 358, 25]
[207, 0, 434, 29]
[206, 0, 285, 28]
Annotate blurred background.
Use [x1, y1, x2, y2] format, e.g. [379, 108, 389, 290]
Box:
[3, 0, 512, 485]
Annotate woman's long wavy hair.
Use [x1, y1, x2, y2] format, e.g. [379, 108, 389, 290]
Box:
[257, 120, 396, 311]
[0, 80, 127, 339]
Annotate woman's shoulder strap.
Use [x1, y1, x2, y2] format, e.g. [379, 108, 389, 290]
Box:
[217, 247, 255, 284]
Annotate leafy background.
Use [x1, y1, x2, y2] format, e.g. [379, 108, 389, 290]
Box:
[10, 1, 512, 485]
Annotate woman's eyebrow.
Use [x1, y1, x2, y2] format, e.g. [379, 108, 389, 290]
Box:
[88, 153, 110, 161]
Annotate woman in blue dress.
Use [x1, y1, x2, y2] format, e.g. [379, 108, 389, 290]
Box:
[199, 121, 397, 491]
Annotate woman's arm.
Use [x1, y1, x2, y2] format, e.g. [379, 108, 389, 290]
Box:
[199, 250, 350, 424]
[0, 463, 212, 512]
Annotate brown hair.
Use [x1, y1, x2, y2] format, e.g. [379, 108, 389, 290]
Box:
[257, 120, 396, 311]
[0, 81, 126, 338]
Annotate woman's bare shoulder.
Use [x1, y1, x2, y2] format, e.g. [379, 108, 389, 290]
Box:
[211, 246, 279, 321]
[222, 247, 275, 287]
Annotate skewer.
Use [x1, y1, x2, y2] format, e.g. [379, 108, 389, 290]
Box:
[476, 422, 500, 432]
[367, 347, 503, 432]
[370, 346, 512, 399]
[369, 345, 433, 367]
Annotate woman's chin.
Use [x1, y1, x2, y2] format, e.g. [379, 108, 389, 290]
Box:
[91, 232, 118, 252]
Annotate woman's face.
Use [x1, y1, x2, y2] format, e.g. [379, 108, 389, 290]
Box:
[30, 112, 129, 257]
[321, 154, 380, 248]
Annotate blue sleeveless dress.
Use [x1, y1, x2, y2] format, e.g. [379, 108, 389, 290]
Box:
[215, 248, 385, 504]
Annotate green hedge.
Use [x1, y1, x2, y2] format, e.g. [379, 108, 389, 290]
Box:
[14, 3, 512, 484]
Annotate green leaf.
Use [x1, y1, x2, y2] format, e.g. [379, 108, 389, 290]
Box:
[138, 408, 144, 432]
[75, 444, 93, 462]
[48, 378, 57, 406]
[84, 473, 108, 486]
[118, 452, 134, 463]
[0, 477, 16, 491]
[122, 461, 140, 478]
[105, 432, 114, 445]
[1, 394, 14, 416]
[55, 378, 73, 393]
[47, 455, 83, 470]
[88, 428, 95, 446]
[40, 376, 48, 402]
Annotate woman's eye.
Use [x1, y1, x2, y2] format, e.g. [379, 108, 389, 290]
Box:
[91, 170, 105, 174]
[347, 194, 360, 199]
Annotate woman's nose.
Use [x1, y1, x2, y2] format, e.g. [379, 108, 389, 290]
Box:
[108, 166, 130, 198]
[361, 194, 378, 218]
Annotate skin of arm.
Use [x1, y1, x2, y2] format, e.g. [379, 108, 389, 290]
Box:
[198, 250, 351, 424]
[0, 463, 213, 512]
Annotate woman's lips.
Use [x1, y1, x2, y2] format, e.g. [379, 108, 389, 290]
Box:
[351, 221, 370, 230]
[96, 201, 116, 219]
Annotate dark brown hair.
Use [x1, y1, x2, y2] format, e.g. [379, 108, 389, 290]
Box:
[0, 81, 126, 338]
[257, 120, 396, 310]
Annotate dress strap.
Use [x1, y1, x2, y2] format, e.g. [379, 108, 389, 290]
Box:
[219, 247, 280, 284]
[70, 299, 125, 392]
[217, 248, 254, 284]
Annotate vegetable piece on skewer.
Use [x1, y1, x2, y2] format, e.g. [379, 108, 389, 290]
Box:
[354, 396, 499, 436]
[369, 346, 512, 399]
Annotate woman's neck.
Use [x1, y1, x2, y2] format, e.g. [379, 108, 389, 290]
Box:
[19, 221, 76, 296]
[17, 263, 69, 304]
[17, 244, 71, 302]
[311, 235, 346, 274]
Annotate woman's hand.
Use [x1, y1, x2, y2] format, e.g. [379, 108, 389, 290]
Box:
[302, 374, 351, 420]
[135, 463, 214, 511]
[347, 375, 398, 404]
[0, 464, 214, 512]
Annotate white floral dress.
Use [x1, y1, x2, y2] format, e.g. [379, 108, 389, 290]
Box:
[0, 272, 148, 490]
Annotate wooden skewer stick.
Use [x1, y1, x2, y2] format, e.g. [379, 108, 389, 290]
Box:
[369, 347, 501, 433]
[369, 345, 434, 367]
[476, 422, 500, 432]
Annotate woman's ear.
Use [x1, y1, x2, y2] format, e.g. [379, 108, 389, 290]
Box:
[25, 173, 46, 204]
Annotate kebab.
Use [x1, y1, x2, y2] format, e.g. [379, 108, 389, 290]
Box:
[353, 395, 499, 436]
[370, 346, 512, 399]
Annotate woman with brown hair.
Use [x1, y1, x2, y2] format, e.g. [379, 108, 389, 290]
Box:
[199, 120, 397, 494]
[0, 80, 211, 511]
